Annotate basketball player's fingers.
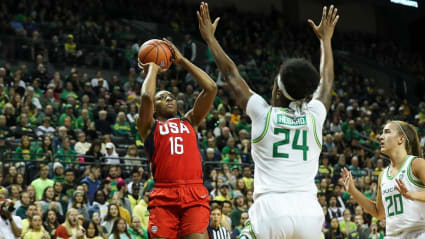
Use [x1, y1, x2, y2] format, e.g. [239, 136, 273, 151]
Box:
[197, 11, 202, 23]
[332, 8, 338, 21]
[327, 5, 334, 22]
[213, 17, 220, 29]
[322, 6, 327, 22]
[333, 15, 340, 26]
[307, 19, 316, 29]
[206, 3, 211, 21]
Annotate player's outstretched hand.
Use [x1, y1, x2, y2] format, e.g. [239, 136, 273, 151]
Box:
[395, 178, 415, 200]
[308, 5, 339, 42]
[137, 61, 165, 77]
[341, 168, 355, 193]
[197, 2, 220, 43]
[162, 38, 184, 65]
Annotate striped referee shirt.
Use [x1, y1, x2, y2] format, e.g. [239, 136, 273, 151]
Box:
[208, 225, 231, 239]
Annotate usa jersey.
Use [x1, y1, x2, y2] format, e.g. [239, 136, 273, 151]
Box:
[381, 155, 425, 237]
[246, 94, 326, 199]
[144, 118, 203, 184]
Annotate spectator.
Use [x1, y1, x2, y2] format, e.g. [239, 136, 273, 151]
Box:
[80, 164, 101, 202]
[231, 211, 249, 239]
[62, 168, 76, 198]
[64, 35, 78, 64]
[43, 209, 60, 238]
[221, 201, 232, 232]
[215, 184, 231, 202]
[127, 216, 148, 239]
[95, 110, 113, 135]
[102, 203, 121, 235]
[22, 214, 50, 239]
[105, 143, 120, 165]
[92, 189, 109, 221]
[109, 217, 131, 239]
[182, 34, 197, 62]
[368, 221, 384, 239]
[132, 189, 149, 229]
[348, 156, 366, 179]
[208, 207, 231, 239]
[31, 164, 54, 201]
[325, 217, 344, 239]
[36, 117, 56, 138]
[55, 208, 85, 239]
[128, 183, 141, 211]
[0, 200, 23, 238]
[39, 186, 64, 216]
[241, 166, 253, 190]
[74, 131, 91, 155]
[112, 112, 131, 137]
[16, 191, 31, 219]
[21, 203, 38, 235]
[127, 168, 144, 195]
[348, 214, 370, 239]
[70, 190, 89, 219]
[55, 136, 77, 168]
[83, 220, 103, 239]
[328, 195, 345, 222]
[339, 209, 357, 237]
[111, 192, 131, 225]
[35, 135, 54, 161]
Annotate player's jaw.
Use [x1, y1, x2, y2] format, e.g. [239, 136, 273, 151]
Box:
[155, 102, 177, 119]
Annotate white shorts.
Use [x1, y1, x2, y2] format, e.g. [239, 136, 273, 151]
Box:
[385, 229, 425, 239]
[240, 192, 324, 239]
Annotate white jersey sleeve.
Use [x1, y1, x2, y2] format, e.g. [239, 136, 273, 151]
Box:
[307, 99, 327, 126]
[246, 94, 271, 140]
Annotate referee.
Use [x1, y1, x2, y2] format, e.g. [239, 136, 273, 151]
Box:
[208, 207, 231, 239]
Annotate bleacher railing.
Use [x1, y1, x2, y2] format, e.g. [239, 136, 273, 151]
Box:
[0, 152, 149, 168]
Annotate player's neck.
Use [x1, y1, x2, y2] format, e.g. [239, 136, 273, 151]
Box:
[272, 97, 290, 108]
[389, 149, 408, 170]
[157, 115, 171, 123]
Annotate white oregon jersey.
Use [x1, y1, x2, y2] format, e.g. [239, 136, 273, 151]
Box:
[381, 155, 425, 237]
[246, 94, 326, 200]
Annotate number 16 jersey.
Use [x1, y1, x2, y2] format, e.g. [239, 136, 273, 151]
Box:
[144, 118, 203, 184]
[246, 94, 327, 200]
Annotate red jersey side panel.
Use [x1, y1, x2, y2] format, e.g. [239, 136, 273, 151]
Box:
[145, 118, 203, 183]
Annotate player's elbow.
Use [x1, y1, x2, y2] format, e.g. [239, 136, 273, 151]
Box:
[206, 82, 217, 94]
[141, 92, 154, 104]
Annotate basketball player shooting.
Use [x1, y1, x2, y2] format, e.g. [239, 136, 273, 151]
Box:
[137, 38, 217, 239]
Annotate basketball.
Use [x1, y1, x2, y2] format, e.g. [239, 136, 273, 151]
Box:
[138, 39, 173, 70]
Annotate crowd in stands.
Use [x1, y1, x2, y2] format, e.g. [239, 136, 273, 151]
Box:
[1, 0, 425, 239]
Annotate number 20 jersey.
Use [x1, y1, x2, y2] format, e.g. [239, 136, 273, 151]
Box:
[246, 94, 326, 200]
[144, 118, 203, 184]
[380, 155, 425, 236]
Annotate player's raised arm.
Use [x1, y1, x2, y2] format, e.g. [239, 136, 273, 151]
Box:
[162, 38, 217, 129]
[341, 168, 386, 219]
[197, 2, 253, 111]
[309, 5, 339, 111]
[137, 62, 164, 141]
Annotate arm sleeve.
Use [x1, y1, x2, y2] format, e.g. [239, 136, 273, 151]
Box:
[246, 94, 270, 140]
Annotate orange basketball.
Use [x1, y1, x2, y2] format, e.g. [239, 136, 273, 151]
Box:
[138, 39, 173, 70]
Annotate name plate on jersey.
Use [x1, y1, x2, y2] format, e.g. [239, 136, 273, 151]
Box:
[276, 114, 307, 126]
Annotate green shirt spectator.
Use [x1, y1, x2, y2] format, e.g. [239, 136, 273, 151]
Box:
[59, 105, 76, 126]
[127, 216, 148, 239]
[113, 112, 131, 136]
[31, 165, 54, 200]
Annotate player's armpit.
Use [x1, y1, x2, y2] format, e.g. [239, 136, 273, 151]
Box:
[374, 173, 386, 219]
